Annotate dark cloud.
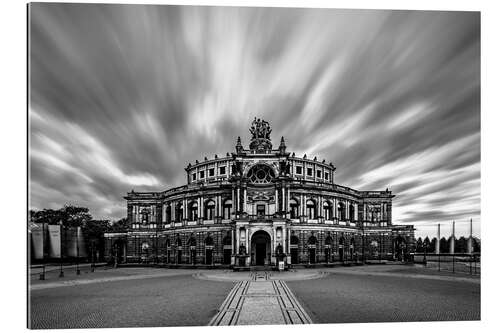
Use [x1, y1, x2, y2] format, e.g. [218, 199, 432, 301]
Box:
[29, 4, 480, 237]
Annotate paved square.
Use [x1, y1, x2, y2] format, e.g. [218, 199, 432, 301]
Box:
[29, 265, 480, 328]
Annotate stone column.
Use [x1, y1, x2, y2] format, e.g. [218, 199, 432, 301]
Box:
[231, 186, 235, 216]
[318, 196, 322, 220]
[237, 187, 241, 213]
[200, 196, 204, 220]
[245, 229, 249, 255]
[243, 187, 247, 213]
[275, 188, 279, 212]
[333, 198, 337, 220]
[217, 195, 222, 217]
[282, 187, 285, 212]
[301, 194, 305, 219]
[286, 187, 290, 218]
[171, 203, 175, 221]
[183, 198, 187, 220]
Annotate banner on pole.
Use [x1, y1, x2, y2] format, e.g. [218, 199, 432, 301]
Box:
[31, 224, 44, 260]
[48, 224, 62, 258]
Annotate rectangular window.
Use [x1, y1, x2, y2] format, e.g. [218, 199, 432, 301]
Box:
[316, 170, 322, 178]
[325, 172, 329, 180]
[192, 173, 196, 181]
[209, 168, 214, 177]
[296, 166, 302, 174]
[219, 166, 226, 175]
[257, 205, 266, 217]
[200, 170, 205, 179]
[307, 168, 313, 176]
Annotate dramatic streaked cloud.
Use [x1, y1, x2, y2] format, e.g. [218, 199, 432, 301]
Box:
[29, 4, 480, 237]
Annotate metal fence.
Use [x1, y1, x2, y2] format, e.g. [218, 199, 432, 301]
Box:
[413, 253, 480, 275]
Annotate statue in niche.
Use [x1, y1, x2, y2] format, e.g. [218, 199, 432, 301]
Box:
[231, 161, 243, 176]
[239, 243, 246, 255]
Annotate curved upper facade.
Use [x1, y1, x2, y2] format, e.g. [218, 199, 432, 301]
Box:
[125, 118, 394, 229]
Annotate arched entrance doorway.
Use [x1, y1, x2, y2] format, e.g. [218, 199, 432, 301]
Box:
[308, 235, 317, 264]
[394, 236, 406, 261]
[205, 235, 214, 265]
[339, 236, 345, 262]
[222, 233, 232, 265]
[112, 239, 126, 264]
[290, 235, 299, 264]
[251, 230, 271, 266]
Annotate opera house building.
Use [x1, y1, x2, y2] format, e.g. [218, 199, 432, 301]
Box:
[104, 118, 414, 268]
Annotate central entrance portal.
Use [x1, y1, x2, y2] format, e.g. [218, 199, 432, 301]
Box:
[251, 230, 271, 266]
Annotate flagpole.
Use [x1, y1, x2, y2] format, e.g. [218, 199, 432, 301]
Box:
[452, 221, 455, 273]
[437, 223, 440, 272]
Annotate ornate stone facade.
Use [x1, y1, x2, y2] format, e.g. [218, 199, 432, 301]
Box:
[104, 119, 415, 267]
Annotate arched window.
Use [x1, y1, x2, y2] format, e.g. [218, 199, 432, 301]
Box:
[349, 204, 355, 222]
[223, 234, 232, 245]
[306, 199, 317, 219]
[289, 198, 299, 219]
[175, 202, 183, 222]
[188, 201, 198, 221]
[323, 201, 333, 220]
[204, 200, 215, 220]
[247, 164, 275, 184]
[166, 204, 172, 223]
[140, 208, 150, 224]
[205, 235, 214, 246]
[223, 199, 232, 219]
[337, 202, 346, 221]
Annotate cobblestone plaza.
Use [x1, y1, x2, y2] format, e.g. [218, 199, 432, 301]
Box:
[29, 265, 480, 328]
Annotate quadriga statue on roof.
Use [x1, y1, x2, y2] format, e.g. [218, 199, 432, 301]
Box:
[250, 117, 272, 140]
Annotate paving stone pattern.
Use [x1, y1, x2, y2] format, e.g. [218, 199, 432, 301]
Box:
[209, 272, 312, 326]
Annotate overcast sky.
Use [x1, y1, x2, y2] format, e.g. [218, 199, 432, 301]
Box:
[29, 4, 480, 238]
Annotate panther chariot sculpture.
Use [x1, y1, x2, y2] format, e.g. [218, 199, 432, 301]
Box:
[249, 117, 272, 151]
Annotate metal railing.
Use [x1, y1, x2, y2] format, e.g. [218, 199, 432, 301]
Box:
[413, 253, 480, 275]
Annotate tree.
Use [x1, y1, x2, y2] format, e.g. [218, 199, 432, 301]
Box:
[456, 236, 467, 253]
[439, 237, 449, 254]
[429, 237, 437, 253]
[109, 217, 128, 233]
[472, 237, 481, 253]
[82, 219, 111, 262]
[416, 237, 423, 252]
[30, 205, 92, 227]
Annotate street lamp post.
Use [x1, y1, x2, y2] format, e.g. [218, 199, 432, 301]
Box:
[90, 240, 95, 272]
[114, 243, 118, 268]
[59, 222, 64, 278]
[155, 224, 159, 265]
[361, 222, 365, 264]
[39, 223, 46, 280]
[423, 240, 427, 265]
[76, 229, 81, 275]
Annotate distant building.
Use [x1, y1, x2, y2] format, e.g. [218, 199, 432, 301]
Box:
[104, 118, 414, 267]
